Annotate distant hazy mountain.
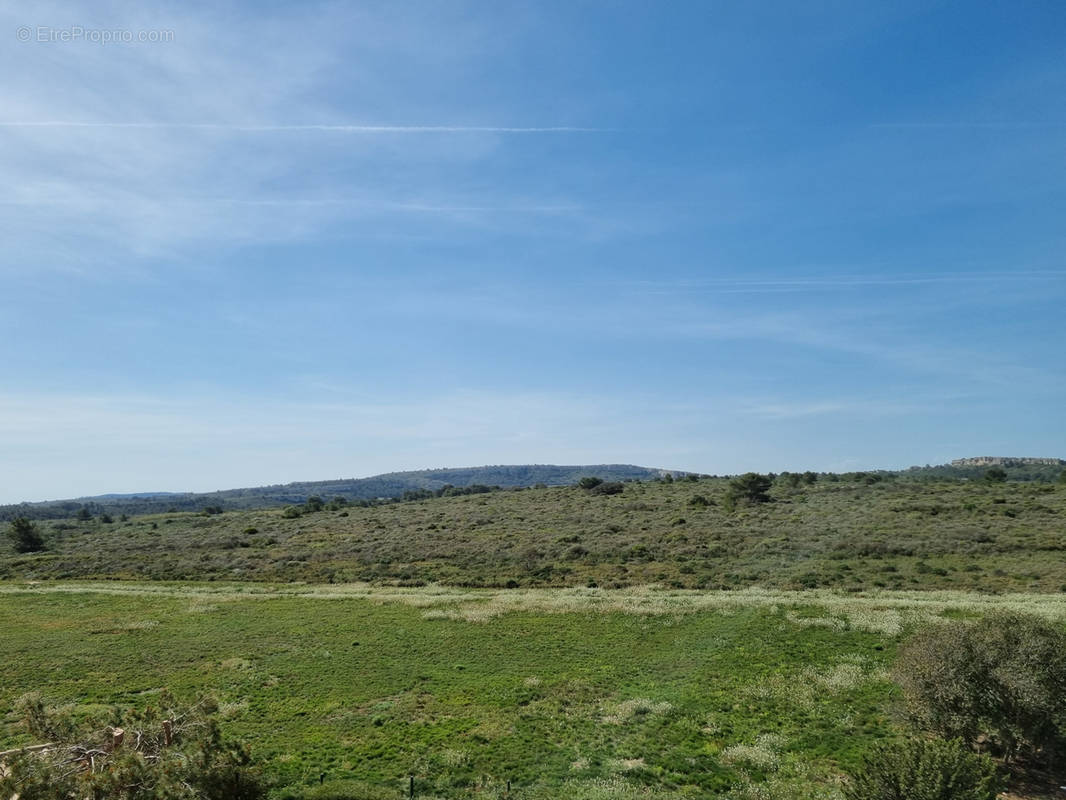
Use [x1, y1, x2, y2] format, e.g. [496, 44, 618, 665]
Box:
[0, 464, 672, 520]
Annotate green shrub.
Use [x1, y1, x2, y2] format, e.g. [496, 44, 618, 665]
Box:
[844, 738, 1001, 800]
[895, 613, 1066, 759]
[577, 476, 603, 490]
[0, 693, 265, 800]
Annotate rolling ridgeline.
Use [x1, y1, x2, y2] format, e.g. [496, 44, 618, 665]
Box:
[0, 464, 664, 520]
[3, 463, 1065, 591]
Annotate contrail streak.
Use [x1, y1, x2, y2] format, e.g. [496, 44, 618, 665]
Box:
[871, 122, 1066, 129]
[0, 121, 604, 133]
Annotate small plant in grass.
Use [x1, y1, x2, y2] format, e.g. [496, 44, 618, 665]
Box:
[843, 738, 1001, 800]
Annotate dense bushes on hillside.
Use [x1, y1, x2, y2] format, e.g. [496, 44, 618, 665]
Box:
[2, 476, 1064, 590]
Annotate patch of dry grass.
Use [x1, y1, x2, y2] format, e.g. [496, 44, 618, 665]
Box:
[4, 581, 1064, 634]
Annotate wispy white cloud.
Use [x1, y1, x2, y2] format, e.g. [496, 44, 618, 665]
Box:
[741, 397, 942, 421]
[0, 2, 605, 274]
[870, 122, 1066, 129]
[625, 271, 1066, 294]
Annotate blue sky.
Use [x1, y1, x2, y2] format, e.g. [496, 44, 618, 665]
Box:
[1, 1, 1064, 502]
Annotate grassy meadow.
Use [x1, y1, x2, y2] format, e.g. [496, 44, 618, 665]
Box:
[3, 582, 1066, 798]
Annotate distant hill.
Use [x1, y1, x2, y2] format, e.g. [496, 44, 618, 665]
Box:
[0, 464, 672, 521]
[905, 459, 1065, 483]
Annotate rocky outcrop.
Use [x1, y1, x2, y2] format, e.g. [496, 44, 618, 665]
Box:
[951, 457, 1065, 467]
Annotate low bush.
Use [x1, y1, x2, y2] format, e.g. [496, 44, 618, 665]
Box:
[844, 737, 1001, 800]
[895, 613, 1066, 759]
[0, 693, 265, 800]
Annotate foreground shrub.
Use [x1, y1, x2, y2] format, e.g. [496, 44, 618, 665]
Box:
[0, 692, 265, 800]
[895, 612, 1066, 759]
[844, 738, 1001, 800]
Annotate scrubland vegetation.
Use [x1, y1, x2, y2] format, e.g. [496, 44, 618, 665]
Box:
[3, 472, 1064, 591]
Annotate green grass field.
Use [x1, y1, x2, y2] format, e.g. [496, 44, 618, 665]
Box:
[4, 582, 1066, 798]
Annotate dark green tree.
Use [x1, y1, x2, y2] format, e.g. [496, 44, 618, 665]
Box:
[984, 467, 1007, 484]
[577, 476, 603, 490]
[588, 481, 624, 496]
[727, 473, 773, 504]
[779, 471, 803, 489]
[844, 738, 1001, 800]
[7, 516, 45, 553]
